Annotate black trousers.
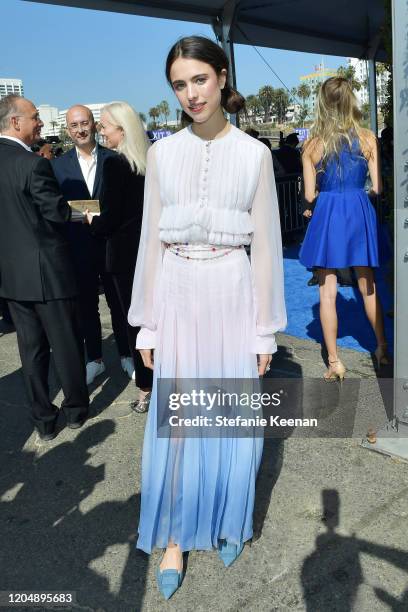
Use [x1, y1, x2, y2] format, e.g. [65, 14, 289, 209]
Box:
[112, 272, 153, 390]
[8, 298, 89, 432]
[76, 264, 129, 362]
[67, 226, 129, 362]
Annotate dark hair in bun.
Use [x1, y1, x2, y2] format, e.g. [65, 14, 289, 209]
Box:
[165, 35, 246, 123]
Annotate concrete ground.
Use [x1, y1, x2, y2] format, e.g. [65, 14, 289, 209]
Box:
[0, 297, 407, 612]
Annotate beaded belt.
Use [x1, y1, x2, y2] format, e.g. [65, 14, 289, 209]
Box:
[166, 243, 243, 261]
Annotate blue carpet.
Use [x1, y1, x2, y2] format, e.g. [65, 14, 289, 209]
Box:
[283, 245, 393, 353]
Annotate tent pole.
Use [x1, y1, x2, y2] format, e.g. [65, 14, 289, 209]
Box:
[213, 0, 239, 127]
[392, 0, 408, 435]
[361, 0, 408, 460]
[368, 58, 378, 134]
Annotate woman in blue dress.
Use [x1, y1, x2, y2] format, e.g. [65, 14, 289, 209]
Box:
[299, 77, 388, 379]
[128, 37, 286, 599]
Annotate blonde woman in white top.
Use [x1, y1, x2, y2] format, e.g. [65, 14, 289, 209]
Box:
[128, 35, 286, 600]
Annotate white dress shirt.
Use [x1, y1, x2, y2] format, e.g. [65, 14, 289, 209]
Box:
[0, 134, 32, 152]
[128, 124, 287, 354]
[76, 145, 97, 196]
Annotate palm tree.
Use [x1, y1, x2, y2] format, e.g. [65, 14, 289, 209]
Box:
[50, 120, 58, 136]
[139, 112, 147, 124]
[297, 83, 311, 126]
[297, 83, 311, 104]
[290, 87, 299, 104]
[376, 62, 387, 77]
[258, 85, 275, 122]
[157, 104, 165, 125]
[337, 65, 361, 91]
[245, 94, 262, 122]
[158, 100, 170, 127]
[272, 88, 290, 124]
[299, 106, 310, 121]
[148, 106, 160, 128]
[59, 126, 70, 145]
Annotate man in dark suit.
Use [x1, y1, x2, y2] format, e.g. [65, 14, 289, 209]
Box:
[52, 105, 131, 385]
[0, 95, 89, 440]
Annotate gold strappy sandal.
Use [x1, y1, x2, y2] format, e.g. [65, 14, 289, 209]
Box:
[324, 359, 346, 382]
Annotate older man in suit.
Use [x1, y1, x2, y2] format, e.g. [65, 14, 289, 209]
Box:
[52, 105, 132, 385]
[0, 95, 89, 440]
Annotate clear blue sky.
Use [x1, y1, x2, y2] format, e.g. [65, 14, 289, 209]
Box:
[1, 0, 347, 119]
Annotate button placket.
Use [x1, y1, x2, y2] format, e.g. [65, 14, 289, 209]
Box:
[200, 141, 211, 207]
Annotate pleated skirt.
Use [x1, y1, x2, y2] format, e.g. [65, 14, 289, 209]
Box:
[137, 246, 264, 553]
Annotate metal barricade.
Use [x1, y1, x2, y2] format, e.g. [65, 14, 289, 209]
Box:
[275, 173, 306, 237]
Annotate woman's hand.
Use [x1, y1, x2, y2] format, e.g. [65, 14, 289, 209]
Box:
[258, 354, 272, 376]
[303, 209, 313, 218]
[139, 348, 154, 370]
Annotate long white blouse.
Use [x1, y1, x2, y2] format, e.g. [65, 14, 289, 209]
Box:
[128, 124, 287, 354]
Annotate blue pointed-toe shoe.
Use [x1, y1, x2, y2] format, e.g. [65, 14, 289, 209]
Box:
[156, 568, 183, 600]
[218, 540, 244, 567]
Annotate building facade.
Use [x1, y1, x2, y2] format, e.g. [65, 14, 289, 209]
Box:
[347, 57, 390, 108]
[299, 65, 337, 118]
[0, 78, 24, 101]
[38, 104, 59, 138]
[348, 57, 369, 105]
[285, 104, 301, 123]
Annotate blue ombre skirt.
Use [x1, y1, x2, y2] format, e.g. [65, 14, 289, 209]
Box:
[137, 246, 263, 553]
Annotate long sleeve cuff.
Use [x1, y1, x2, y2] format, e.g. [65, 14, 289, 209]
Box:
[136, 327, 156, 350]
[252, 334, 278, 355]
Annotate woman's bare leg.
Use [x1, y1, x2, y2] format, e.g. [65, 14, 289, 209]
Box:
[159, 438, 184, 572]
[159, 542, 183, 572]
[353, 266, 386, 347]
[318, 269, 339, 361]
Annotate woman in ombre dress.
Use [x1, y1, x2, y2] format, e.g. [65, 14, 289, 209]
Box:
[128, 36, 286, 600]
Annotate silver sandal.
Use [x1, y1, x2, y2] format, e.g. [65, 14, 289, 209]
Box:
[130, 392, 151, 414]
